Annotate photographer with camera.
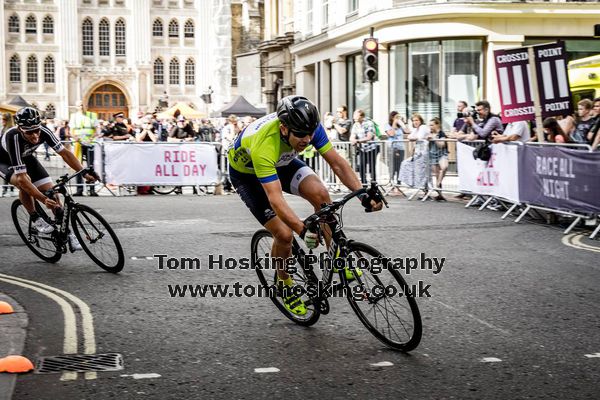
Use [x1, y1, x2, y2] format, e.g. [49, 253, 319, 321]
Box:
[450, 101, 469, 138]
[461, 100, 503, 141]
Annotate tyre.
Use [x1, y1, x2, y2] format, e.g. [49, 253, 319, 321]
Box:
[70, 204, 124, 273]
[151, 185, 178, 195]
[11, 199, 61, 263]
[344, 241, 422, 351]
[251, 229, 320, 326]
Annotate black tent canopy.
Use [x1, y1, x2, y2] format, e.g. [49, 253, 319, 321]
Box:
[8, 96, 32, 108]
[216, 96, 266, 118]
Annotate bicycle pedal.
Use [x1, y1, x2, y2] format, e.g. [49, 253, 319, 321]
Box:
[317, 299, 330, 314]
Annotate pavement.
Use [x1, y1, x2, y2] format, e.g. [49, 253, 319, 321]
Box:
[0, 294, 28, 400]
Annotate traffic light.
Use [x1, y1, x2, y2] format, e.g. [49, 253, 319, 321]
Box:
[362, 37, 378, 83]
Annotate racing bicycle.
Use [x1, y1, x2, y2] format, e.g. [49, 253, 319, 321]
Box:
[251, 183, 422, 351]
[11, 167, 125, 273]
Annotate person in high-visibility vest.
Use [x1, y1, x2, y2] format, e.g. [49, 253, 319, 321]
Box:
[69, 100, 99, 196]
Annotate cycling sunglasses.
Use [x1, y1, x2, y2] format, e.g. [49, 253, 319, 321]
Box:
[20, 127, 41, 136]
[289, 129, 314, 138]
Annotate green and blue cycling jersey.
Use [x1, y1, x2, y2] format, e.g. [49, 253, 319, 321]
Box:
[227, 113, 333, 183]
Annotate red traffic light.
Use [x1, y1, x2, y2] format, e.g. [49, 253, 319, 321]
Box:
[362, 37, 379, 83]
[364, 39, 378, 51]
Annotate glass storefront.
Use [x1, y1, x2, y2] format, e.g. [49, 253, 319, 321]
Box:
[347, 53, 372, 118]
[390, 39, 483, 131]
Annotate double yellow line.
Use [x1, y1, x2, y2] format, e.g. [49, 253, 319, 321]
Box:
[0, 273, 97, 381]
[562, 234, 600, 253]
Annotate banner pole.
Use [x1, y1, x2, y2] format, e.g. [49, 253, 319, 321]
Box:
[527, 47, 545, 142]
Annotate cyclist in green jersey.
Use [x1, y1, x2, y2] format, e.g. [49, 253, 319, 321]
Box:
[228, 96, 383, 315]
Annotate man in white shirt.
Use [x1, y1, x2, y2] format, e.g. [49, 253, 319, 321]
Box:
[491, 120, 530, 144]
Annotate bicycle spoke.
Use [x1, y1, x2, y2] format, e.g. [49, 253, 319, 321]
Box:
[252, 230, 320, 326]
[11, 200, 61, 263]
[71, 205, 124, 272]
[346, 242, 421, 351]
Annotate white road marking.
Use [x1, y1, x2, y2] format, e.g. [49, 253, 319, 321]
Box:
[562, 234, 600, 254]
[370, 361, 394, 367]
[131, 257, 139, 260]
[584, 353, 600, 358]
[0, 273, 97, 381]
[121, 373, 162, 379]
[481, 357, 502, 362]
[145, 257, 153, 260]
[254, 367, 280, 373]
[0, 276, 77, 381]
[433, 300, 510, 335]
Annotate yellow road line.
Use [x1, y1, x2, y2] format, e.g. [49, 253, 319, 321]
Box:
[562, 234, 600, 253]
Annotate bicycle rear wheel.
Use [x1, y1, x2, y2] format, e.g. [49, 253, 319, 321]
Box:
[344, 241, 422, 351]
[11, 199, 61, 263]
[251, 229, 320, 326]
[70, 204, 124, 273]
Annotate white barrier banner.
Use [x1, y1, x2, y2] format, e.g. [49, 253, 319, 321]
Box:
[95, 142, 219, 185]
[457, 142, 520, 202]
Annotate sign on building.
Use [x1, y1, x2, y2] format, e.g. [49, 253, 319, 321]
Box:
[494, 41, 572, 124]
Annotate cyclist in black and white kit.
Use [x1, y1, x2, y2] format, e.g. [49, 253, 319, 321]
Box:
[0, 107, 96, 243]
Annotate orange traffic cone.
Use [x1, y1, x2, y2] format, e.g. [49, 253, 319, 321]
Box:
[0, 356, 34, 373]
[0, 301, 14, 314]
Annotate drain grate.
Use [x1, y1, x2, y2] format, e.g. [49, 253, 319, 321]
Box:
[35, 353, 124, 374]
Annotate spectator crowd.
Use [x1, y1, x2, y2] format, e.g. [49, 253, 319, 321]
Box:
[1, 95, 599, 199]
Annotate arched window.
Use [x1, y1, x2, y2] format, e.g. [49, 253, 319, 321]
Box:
[44, 55, 55, 83]
[82, 18, 94, 56]
[8, 15, 20, 33]
[43, 15, 54, 34]
[27, 55, 38, 83]
[169, 58, 179, 85]
[153, 19, 163, 37]
[46, 104, 56, 119]
[9, 55, 21, 83]
[115, 19, 126, 57]
[168, 19, 179, 38]
[184, 19, 194, 38]
[25, 15, 37, 34]
[99, 18, 110, 56]
[154, 58, 164, 85]
[185, 58, 195, 85]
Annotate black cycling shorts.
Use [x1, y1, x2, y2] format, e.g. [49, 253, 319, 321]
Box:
[229, 158, 316, 225]
[0, 156, 51, 187]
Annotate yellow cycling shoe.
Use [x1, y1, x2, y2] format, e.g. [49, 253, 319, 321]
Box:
[277, 279, 307, 316]
[282, 292, 307, 316]
[333, 266, 363, 281]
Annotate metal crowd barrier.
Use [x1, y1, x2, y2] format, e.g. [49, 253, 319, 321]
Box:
[2, 137, 599, 241]
[371, 138, 599, 240]
[511, 141, 599, 238]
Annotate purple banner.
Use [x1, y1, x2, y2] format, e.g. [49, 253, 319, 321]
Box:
[533, 41, 573, 119]
[519, 146, 600, 214]
[493, 48, 535, 123]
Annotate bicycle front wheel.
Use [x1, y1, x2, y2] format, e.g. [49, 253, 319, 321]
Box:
[251, 229, 320, 327]
[345, 241, 422, 351]
[70, 204, 124, 273]
[11, 199, 61, 263]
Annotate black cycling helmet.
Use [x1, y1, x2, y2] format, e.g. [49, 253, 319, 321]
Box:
[277, 95, 320, 137]
[15, 107, 42, 131]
